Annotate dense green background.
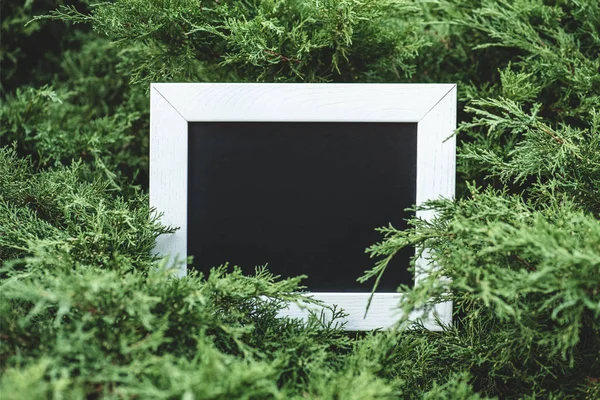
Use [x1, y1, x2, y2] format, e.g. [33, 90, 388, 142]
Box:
[1, 0, 599, 398]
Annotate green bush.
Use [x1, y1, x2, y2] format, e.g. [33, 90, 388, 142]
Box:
[1, 0, 599, 398]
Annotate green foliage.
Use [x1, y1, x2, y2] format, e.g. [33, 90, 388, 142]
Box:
[421, 373, 491, 400]
[1, 0, 600, 398]
[0, 147, 168, 268]
[360, 0, 600, 397]
[460, 100, 600, 215]
[0, 34, 149, 188]
[0, 0, 88, 94]
[1, 255, 337, 398]
[364, 188, 600, 396]
[0, 84, 141, 188]
[35, 0, 426, 83]
[411, 0, 600, 192]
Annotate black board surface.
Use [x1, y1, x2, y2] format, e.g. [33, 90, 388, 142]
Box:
[187, 122, 417, 292]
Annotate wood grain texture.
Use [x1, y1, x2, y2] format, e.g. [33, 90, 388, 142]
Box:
[150, 83, 456, 329]
[413, 85, 457, 326]
[150, 86, 188, 276]
[281, 293, 451, 331]
[152, 83, 456, 122]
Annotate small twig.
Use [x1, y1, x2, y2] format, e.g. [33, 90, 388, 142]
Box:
[515, 254, 536, 271]
[264, 49, 300, 64]
[539, 124, 583, 160]
[540, 125, 563, 145]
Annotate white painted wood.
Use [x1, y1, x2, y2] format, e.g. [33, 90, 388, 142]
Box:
[149, 86, 188, 277]
[150, 83, 456, 330]
[281, 293, 451, 331]
[413, 85, 457, 326]
[152, 83, 456, 122]
[416, 85, 457, 221]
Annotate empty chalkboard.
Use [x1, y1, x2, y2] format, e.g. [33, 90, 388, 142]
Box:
[187, 122, 417, 292]
[151, 83, 457, 330]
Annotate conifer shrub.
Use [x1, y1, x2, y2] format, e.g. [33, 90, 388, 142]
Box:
[1, 0, 599, 398]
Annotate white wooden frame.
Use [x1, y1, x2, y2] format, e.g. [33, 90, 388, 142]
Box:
[150, 83, 456, 331]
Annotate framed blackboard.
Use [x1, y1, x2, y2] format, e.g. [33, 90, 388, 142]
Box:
[150, 83, 456, 330]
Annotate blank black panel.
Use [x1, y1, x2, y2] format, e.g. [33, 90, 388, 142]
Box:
[187, 122, 417, 292]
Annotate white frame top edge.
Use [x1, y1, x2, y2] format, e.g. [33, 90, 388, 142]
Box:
[151, 83, 456, 122]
